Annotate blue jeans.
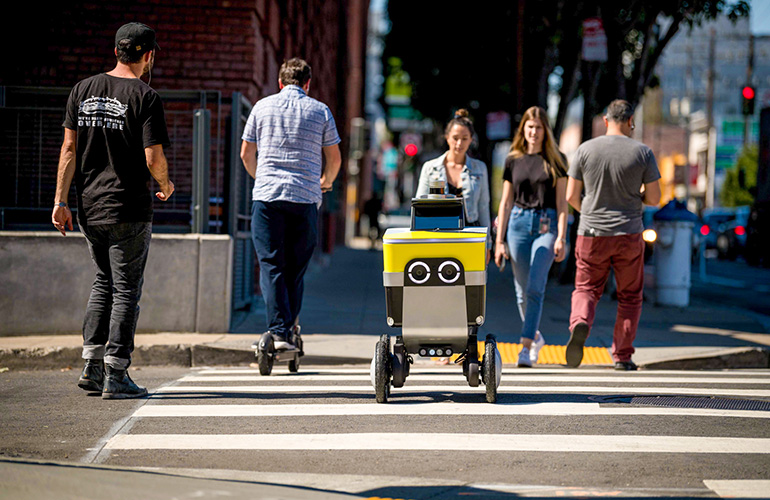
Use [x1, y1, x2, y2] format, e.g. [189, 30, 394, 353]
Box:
[251, 200, 318, 338]
[81, 222, 152, 369]
[506, 207, 557, 340]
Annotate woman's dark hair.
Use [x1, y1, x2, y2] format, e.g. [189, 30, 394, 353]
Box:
[279, 58, 312, 87]
[444, 108, 475, 137]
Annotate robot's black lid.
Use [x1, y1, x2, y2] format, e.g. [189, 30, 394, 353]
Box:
[410, 197, 466, 231]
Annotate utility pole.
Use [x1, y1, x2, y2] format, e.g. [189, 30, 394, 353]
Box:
[705, 29, 716, 208]
[744, 34, 755, 147]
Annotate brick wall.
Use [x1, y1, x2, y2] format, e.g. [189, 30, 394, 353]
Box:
[3, 0, 367, 241]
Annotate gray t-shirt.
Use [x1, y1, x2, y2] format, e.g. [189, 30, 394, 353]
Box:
[568, 135, 660, 236]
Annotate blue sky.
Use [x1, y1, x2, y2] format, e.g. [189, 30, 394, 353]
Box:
[752, 0, 770, 34]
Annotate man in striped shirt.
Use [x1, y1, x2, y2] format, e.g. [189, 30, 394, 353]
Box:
[240, 58, 342, 350]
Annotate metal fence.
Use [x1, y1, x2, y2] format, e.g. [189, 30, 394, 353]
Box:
[0, 85, 257, 324]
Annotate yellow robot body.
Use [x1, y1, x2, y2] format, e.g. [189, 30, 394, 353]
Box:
[382, 196, 487, 354]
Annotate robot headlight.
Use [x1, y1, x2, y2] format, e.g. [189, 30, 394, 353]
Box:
[438, 260, 461, 284]
[407, 261, 431, 284]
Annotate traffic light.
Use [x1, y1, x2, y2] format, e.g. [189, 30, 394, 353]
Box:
[742, 86, 755, 116]
[404, 143, 418, 157]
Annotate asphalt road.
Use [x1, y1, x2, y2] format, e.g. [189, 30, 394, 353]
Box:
[2, 364, 770, 499]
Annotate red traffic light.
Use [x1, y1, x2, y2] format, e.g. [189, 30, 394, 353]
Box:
[742, 86, 755, 100]
[404, 143, 418, 156]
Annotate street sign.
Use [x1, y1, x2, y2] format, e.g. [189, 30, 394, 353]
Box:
[486, 111, 511, 141]
[582, 18, 608, 62]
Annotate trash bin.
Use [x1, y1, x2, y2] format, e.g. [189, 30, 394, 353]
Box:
[653, 200, 699, 307]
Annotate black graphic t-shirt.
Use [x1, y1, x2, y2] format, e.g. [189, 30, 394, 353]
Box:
[63, 73, 170, 225]
[502, 153, 565, 210]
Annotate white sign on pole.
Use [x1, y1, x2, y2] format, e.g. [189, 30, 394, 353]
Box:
[486, 111, 511, 141]
[582, 18, 608, 62]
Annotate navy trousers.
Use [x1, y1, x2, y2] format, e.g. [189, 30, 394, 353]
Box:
[251, 200, 318, 338]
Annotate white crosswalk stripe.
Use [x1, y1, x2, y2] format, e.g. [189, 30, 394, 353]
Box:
[100, 365, 770, 497]
[156, 384, 770, 398]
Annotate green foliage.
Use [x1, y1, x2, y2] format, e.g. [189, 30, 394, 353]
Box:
[721, 144, 758, 207]
[384, 0, 750, 141]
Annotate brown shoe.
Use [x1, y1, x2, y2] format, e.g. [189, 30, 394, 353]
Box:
[566, 322, 589, 368]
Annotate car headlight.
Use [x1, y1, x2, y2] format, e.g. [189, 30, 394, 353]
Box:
[642, 229, 657, 243]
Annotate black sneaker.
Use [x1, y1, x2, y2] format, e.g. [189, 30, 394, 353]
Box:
[78, 360, 104, 392]
[614, 360, 638, 371]
[102, 366, 148, 399]
[566, 322, 589, 368]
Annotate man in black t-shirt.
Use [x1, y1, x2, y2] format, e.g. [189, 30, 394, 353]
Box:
[52, 22, 174, 399]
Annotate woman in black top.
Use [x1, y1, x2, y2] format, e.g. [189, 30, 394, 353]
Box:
[494, 106, 568, 367]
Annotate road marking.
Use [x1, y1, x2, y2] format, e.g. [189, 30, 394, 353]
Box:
[157, 385, 770, 398]
[132, 402, 770, 419]
[703, 479, 770, 498]
[194, 367, 770, 376]
[180, 374, 770, 385]
[104, 433, 770, 453]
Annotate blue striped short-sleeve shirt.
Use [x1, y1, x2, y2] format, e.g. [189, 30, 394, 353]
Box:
[242, 85, 341, 204]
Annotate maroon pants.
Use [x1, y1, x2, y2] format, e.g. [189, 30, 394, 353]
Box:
[570, 233, 645, 362]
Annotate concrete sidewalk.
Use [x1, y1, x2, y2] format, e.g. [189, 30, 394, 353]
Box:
[1, 243, 768, 370]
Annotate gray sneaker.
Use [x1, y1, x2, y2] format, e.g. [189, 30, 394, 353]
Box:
[78, 359, 104, 392]
[102, 366, 148, 399]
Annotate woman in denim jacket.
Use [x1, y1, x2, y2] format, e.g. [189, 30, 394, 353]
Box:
[415, 109, 491, 260]
[494, 106, 568, 367]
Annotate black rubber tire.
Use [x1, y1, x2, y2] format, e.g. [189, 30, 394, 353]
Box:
[374, 334, 391, 403]
[484, 341, 497, 403]
[288, 353, 300, 373]
[467, 359, 480, 387]
[257, 333, 274, 376]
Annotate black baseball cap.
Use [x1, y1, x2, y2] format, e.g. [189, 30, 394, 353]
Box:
[115, 22, 160, 55]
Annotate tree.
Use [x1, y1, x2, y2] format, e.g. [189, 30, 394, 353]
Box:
[721, 144, 758, 207]
[384, 0, 749, 151]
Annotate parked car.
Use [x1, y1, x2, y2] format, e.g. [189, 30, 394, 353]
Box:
[699, 207, 740, 250]
[716, 207, 750, 260]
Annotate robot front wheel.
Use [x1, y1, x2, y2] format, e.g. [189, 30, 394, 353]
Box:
[481, 334, 502, 404]
[372, 333, 391, 403]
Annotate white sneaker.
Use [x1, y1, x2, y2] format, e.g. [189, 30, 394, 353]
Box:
[517, 347, 532, 367]
[273, 335, 297, 350]
[530, 331, 546, 364]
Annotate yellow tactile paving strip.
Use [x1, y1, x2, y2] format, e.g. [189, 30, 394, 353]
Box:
[438, 342, 613, 365]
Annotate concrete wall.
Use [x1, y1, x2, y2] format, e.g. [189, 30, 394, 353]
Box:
[0, 232, 233, 335]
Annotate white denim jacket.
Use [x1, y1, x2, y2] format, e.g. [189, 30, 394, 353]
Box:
[415, 152, 491, 247]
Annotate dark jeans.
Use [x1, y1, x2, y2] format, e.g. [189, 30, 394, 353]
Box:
[81, 222, 152, 369]
[251, 200, 318, 338]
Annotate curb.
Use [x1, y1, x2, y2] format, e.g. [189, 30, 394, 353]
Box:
[640, 347, 770, 370]
[0, 346, 372, 370]
[1, 345, 768, 371]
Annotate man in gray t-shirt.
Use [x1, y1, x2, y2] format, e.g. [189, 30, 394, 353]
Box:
[565, 99, 661, 371]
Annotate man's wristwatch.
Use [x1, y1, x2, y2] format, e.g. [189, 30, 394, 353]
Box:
[56, 202, 67, 208]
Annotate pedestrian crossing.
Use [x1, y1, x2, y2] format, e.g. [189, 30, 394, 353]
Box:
[99, 366, 770, 498]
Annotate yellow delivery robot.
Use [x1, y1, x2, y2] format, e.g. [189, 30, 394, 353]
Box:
[371, 186, 502, 403]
